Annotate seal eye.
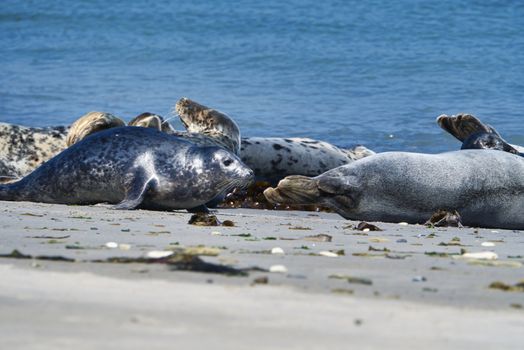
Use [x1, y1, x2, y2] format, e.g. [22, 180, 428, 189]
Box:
[223, 159, 233, 167]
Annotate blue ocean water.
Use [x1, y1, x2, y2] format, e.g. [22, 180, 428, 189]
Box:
[1, 0, 523, 153]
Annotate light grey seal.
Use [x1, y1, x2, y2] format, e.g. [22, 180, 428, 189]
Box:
[0, 126, 254, 212]
[264, 150, 524, 229]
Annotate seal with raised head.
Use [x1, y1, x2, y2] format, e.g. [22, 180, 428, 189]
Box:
[0, 127, 254, 211]
[437, 113, 523, 155]
[264, 150, 524, 229]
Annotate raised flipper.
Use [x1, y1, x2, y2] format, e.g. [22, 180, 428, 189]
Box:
[66, 111, 125, 146]
[112, 169, 158, 210]
[175, 98, 241, 155]
[128, 113, 176, 134]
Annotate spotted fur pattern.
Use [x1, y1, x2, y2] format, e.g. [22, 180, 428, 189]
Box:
[240, 137, 374, 183]
[0, 123, 68, 178]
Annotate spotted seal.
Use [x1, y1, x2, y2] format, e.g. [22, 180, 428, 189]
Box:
[264, 150, 524, 229]
[0, 127, 253, 211]
[437, 113, 523, 155]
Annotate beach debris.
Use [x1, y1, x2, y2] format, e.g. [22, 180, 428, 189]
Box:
[251, 276, 269, 285]
[211, 231, 222, 235]
[481, 242, 496, 247]
[369, 237, 389, 243]
[263, 236, 277, 240]
[188, 213, 220, 226]
[489, 280, 524, 292]
[0, 249, 74, 262]
[183, 246, 221, 256]
[398, 222, 409, 226]
[356, 222, 382, 231]
[304, 234, 332, 242]
[425, 209, 463, 228]
[466, 260, 522, 268]
[331, 288, 354, 295]
[222, 220, 235, 227]
[412, 276, 427, 282]
[368, 246, 390, 252]
[329, 274, 372, 285]
[289, 226, 312, 230]
[27, 234, 71, 239]
[422, 287, 438, 293]
[269, 264, 288, 273]
[396, 239, 407, 243]
[146, 250, 174, 259]
[319, 251, 339, 257]
[105, 242, 118, 249]
[438, 237, 463, 246]
[510, 304, 523, 309]
[457, 251, 498, 260]
[271, 247, 285, 254]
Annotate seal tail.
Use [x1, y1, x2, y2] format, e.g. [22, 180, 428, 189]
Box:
[263, 175, 321, 205]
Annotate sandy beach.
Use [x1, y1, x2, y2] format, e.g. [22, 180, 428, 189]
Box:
[0, 200, 523, 349]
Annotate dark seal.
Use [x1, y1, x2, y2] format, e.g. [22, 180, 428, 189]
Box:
[0, 127, 254, 211]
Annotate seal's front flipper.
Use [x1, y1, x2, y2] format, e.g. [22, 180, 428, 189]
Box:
[113, 170, 157, 210]
[436, 114, 494, 142]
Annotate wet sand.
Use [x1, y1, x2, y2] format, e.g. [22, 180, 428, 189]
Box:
[0, 201, 523, 349]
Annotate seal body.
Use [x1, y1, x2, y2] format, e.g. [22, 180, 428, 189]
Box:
[264, 150, 524, 229]
[0, 123, 68, 180]
[240, 137, 374, 183]
[0, 127, 254, 210]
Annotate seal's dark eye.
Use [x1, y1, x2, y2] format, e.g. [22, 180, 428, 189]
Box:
[223, 159, 233, 166]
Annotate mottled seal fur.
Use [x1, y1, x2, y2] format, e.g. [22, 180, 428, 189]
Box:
[240, 137, 374, 183]
[0, 122, 68, 179]
[264, 150, 524, 229]
[0, 127, 254, 211]
[437, 114, 523, 155]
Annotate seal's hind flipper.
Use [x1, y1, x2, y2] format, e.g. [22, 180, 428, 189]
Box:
[436, 114, 495, 142]
[112, 170, 157, 210]
[66, 111, 125, 146]
[175, 98, 241, 155]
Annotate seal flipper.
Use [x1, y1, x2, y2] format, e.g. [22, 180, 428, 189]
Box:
[112, 170, 158, 210]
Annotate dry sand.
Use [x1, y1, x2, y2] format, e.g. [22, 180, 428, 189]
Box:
[0, 200, 523, 349]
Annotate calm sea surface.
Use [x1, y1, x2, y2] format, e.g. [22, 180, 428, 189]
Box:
[1, 0, 523, 153]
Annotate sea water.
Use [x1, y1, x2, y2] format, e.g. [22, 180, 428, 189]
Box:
[1, 0, 523, 153]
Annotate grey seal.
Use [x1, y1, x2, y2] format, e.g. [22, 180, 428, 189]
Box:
[264, 150, 524, 229]
[437, 113, 523, 155]
[0, 127, 254, 211]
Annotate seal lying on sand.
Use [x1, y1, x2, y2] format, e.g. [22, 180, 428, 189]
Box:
[0, 127, 254, 211]
[437, 113, 523, 155]
[264, 150, 524, 229]
[0, 98, 373, 184]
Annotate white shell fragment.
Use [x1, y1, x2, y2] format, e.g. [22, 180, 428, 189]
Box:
[269, 264, 288, 273]
[460, 252, 498, 260]
[211, 231, 222, 236]
[271, 247, 285, 254]
[105, 242, 118, 249]
[398, 222, 409, 226]
[146, 251, 174, 259]
[319, 251, 338, 258]
[481, 242, 496, 247]
[118, 243, 131, 250]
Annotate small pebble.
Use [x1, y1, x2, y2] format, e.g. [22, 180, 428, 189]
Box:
[481, 242, 495, 247]
[105, 242, 118, 249]
[396, 239, 407, 243]
[269, 264, 288, 273]
[119, 243, 131, 250]
[398, 222, 409, 226]
[211, 231, 222, 236]
[271, 247, 285, 254]
[362, 228, 370, 233]
[146, 250, 174, 259]
[412, 276, 427, 282]
[319, 251, 338, 258]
